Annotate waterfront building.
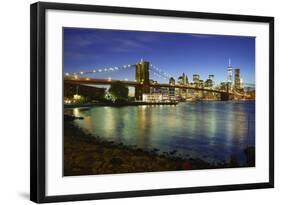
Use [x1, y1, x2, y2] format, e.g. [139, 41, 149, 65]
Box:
[169, 89, 176, 101]
[174, 88, 180, 100]
[64, 82, 106, 103]
[161, 87, 170, 102]
[142, 93, 163, 102]
[169, 77, 176, 101]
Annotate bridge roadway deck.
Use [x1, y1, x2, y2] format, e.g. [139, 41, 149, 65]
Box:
[64, 78, 231, 94]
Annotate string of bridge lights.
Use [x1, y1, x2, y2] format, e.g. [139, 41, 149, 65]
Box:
[64, 64, 136, 77]
[150, 64, 172, 79]
[148, 69, 169, 80]
[64, 62, 173, 81]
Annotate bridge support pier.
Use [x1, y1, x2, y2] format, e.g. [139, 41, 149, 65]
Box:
[135, 85, 150, 100]
[220, 93, 229, 101]
[220, 93, 234, 101]
[135, 85, 142, 100]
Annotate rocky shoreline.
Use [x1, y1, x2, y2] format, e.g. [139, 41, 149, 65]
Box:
[64, 117, 254, 176]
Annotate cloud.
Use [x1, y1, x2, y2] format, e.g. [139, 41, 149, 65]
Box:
[64, 30, 105, 48]
[64, 51, 101, 61]
[64, 35, 93, 48]
[114, 39, 146, 50]
[64, 28, 151, 53]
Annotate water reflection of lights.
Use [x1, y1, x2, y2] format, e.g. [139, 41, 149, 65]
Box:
[73, 94, 81, 100]
[83, 116, 93, 132]
[71, 102, 255, 163]
[73, 108, 80, 116]
[103, 107, 115, 136]
[205, 110, 217, 144]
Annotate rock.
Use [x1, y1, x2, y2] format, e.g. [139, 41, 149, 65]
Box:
[229, 155, 239, 167]
[244, 146, 255, 166]
[169, 150, 177, 155]
[110, 157, 123, 166]
[182, 161, 191, 170]
[64, 115, 84, 121]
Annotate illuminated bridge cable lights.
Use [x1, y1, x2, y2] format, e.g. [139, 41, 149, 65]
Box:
[149, 64, 172, 79]
[65, 63, 136, 77]
[149, 69, 169, 80]
[64, 62, 172, 80]
[149, 67, 172, 80]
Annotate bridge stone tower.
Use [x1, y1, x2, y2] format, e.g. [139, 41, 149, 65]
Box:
[135, 60, 150, 100]
[220, 83, 234, 101]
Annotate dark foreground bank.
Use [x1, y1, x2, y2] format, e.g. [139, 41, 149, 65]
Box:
[64, 117, 254, 176]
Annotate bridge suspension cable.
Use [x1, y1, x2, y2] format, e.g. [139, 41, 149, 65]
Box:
[232, 89, 251, 98]
[65, 64, 136, 77]
[64, 62, 174, 82]
[149, 69, 170, 80]
[149, 64, 172, 80]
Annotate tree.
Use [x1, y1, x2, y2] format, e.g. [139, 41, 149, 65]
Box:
[108, 82, 129, 102]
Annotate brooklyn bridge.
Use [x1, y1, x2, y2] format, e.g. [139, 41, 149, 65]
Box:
[64, 60, 254, 101]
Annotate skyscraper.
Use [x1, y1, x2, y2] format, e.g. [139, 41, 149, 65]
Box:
[240, 78, 244, 89]
[169, 77, 175, 85]
[208, 74, 214, 81]
[178, 73, 188, 85]
[234, 68, 241, 90]
[227, 58, 233, 88]
[169, 77, 176, 101]
[177, 73, 188, 100]
[205, 74, 214, 87]
[193, 74, 200, 83]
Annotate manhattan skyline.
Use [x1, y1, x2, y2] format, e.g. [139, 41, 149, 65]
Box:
[63, 27, 255, 84]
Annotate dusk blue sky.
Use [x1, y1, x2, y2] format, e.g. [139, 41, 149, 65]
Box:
[63, 27, 255, 85]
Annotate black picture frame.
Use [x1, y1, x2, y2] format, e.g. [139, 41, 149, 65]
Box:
[30, 2, 274, 203]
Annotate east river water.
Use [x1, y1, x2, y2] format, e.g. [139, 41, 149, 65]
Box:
[66, 101, 255, 165]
